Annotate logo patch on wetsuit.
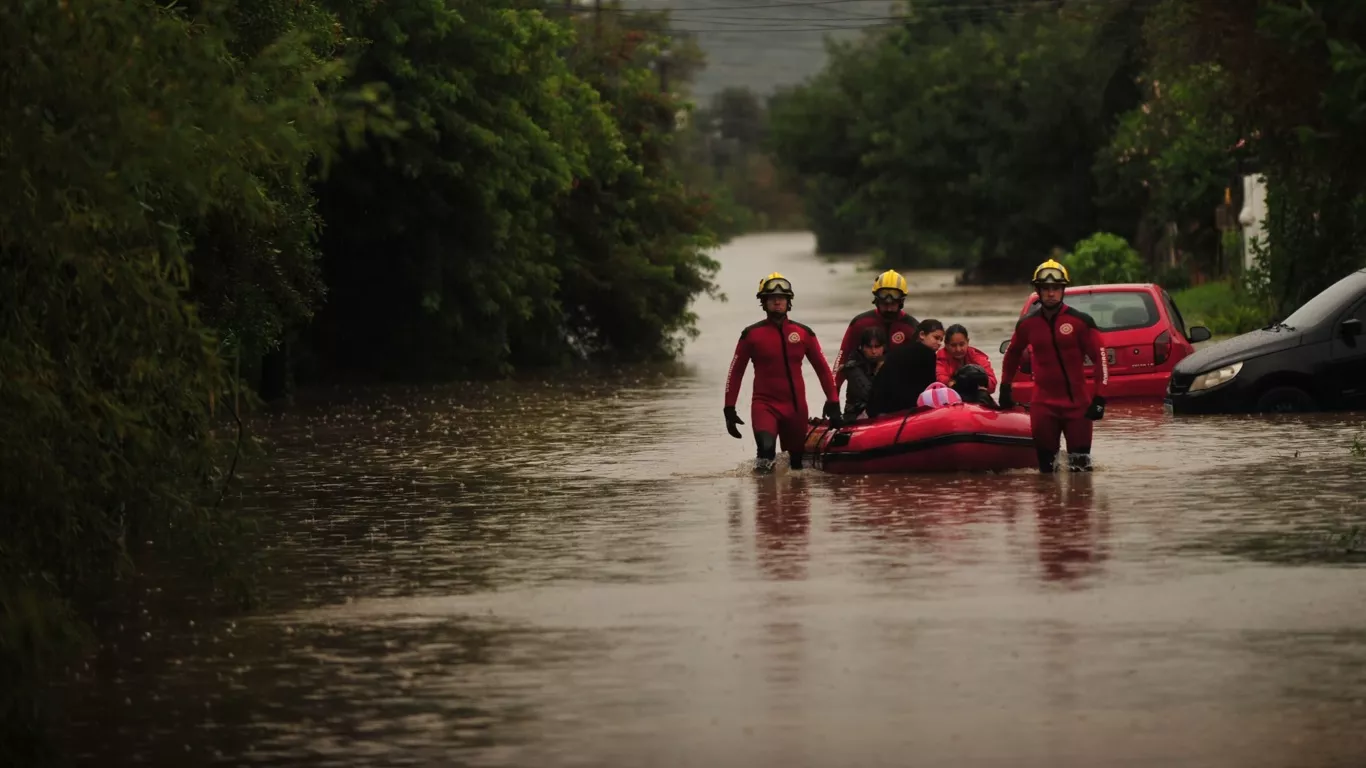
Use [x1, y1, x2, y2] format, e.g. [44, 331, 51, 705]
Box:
[891, 331, 906, 344]
[1058, 322, 1074, 336]
[787, 331, 801, 343]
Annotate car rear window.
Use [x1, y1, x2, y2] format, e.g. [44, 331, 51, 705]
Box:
[1027, 291, 1159, 331]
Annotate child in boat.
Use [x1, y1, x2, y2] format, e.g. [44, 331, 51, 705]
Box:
[916, 381, 963, 409]
[917, 318, 945, 351]
[949, 363, 999, 409]
[936, 323, 998, 393]
[841, 326, 887, 421]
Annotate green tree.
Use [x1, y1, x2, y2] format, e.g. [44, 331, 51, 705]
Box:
[1109, 0, 1366, 315]
[186, 0, 350, 395]
[310, 0, 720, 377]
[310, 0, 598, 376]
[768, 3, 1126, 279]
[547, 14, 722, 362]
[0, 0, 345, 760]
[1092, 0, 1245, 277]
[766, 43, 876, 253]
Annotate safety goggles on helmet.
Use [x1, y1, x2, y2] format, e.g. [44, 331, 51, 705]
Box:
[874, 289, 905, 303]
[872, 271, 909, 295]
[1032, 267, 1068, 285]
[758, 277, 793, 296]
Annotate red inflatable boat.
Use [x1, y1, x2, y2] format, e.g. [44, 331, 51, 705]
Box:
[803, 403, 1036, 474]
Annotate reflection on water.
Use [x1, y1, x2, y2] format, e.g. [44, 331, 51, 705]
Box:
[59, 234, 1366, 767]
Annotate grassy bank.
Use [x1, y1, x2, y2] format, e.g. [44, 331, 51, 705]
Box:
[1172, 281, 1270, 336]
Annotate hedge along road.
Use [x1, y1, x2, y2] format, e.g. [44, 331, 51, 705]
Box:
[61, 233, 1366, 767]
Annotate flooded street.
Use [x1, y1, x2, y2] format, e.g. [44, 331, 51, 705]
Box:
[65, 233, 1366, 766]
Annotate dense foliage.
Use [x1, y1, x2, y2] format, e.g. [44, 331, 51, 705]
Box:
[0, 0, 351, 759]
[307, 1, 720, 377]
[1, 0, 723, 759]
[768, 0, 1366, 301]
[1099, 0, 1366, 316]
[767, 2, 1130, 278]
[764, 0, 1366, 303]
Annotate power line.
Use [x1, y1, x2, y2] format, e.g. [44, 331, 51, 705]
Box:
[596, 0, 900, 12]
[660, 13, 932, 22]
[639, 0, 1131, 33]
[594, 0, 1089, 13]
[585, 0, 1128, 20]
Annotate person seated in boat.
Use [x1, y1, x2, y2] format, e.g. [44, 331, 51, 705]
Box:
[916, 318, 946, 351]
[841, 326, 888, 422]
[949, 363, 999, 409]
[916, 381, 963, 409]
[936, 324, 998, 393]
[865, 327, 938, 418]
[834, 271, 919, 395]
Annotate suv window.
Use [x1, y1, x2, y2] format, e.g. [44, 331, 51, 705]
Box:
[1027, 291, 1159, 331]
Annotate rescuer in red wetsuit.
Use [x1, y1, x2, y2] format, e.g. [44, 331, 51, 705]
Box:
[724, 273, 842, 473]
[999, 260, 1108, 473]
[834, 270, 920, 393]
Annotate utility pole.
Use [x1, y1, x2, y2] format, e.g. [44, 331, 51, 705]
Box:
[594, 0, 601, 40]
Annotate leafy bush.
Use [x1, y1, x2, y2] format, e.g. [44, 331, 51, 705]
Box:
[1061, 232, 1147, 285]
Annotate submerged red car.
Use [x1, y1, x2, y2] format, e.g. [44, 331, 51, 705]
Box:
[999, 283, 1212, 401]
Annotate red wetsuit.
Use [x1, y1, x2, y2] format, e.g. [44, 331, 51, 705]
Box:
[935, 346, 999, 394]
[834, 309, 920, 391]
[1000, 303, 1108, 455]
[725, 317, 838, 453]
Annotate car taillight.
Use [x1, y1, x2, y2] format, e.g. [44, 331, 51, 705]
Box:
[1154, 330, 1171, 365]
[1021, 348, 1032, 375]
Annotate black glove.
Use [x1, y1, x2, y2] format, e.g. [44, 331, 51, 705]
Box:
[998, 383, 1014, 410]
[1085, 395, 1106, 421]
[823, 401, 844, 429]
[723, 406, 744, 439]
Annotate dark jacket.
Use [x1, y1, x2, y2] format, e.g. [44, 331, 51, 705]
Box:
[834, 309, 919, 391]
[840, 350, 882, 421]
[867, 342, 937, 418]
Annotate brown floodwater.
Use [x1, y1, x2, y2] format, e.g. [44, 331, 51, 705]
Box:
[61, 233, 1366, 767]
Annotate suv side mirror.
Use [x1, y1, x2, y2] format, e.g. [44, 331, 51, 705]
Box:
[1342, 318, 1363, 338]
[1187, 326, 1212, 343]
[999, 339, 1011, 354]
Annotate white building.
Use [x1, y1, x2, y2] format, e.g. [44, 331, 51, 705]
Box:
[1239, 174, 1269, 273]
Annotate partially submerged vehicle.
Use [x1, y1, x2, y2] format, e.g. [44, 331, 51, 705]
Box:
[1000, 283, 1211, 401]
[1167, 268, 1366, 414]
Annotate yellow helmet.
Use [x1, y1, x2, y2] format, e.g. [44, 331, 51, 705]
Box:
[871, 270, 909, 296]
[756, 272, 794, 299]
[1031, 259, 1070, 286]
